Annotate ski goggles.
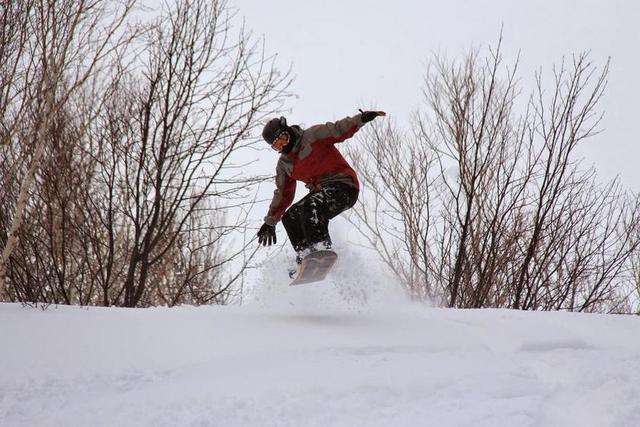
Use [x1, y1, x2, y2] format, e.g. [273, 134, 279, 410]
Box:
[271, 131, 289, 152]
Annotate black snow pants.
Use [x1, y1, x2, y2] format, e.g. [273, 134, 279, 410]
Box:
[281, 182, 359, 254]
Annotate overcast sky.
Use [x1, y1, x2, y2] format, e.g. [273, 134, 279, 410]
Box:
[233, 0, 639, 190]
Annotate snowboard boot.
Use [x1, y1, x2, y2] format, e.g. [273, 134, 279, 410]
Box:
[289, 240, 333, 277]
[289, 245, 318, 278]
[297, 246, 317, 261]
[288, 254, 304, 278]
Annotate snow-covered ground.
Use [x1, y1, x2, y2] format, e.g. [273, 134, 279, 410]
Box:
[2, 249, 640, 427]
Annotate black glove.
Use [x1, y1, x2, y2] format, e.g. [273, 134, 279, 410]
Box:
[257, 223, 276, 246]
[359, 109, 385, 123]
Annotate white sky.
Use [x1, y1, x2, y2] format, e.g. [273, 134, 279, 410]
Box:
[233, 0, 640, 190]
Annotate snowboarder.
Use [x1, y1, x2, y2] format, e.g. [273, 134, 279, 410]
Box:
[256, 109, 386, 268]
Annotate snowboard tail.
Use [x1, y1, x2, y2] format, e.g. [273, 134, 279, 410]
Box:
[290, 250, 337, 286]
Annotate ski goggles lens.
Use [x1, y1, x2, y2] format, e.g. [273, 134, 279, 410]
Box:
[271, 131, 289, 151]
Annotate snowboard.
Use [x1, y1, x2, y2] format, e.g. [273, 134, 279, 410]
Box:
[289, 250, 338, 286]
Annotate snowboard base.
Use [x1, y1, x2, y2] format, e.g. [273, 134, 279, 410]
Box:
[289, 250, 338, 286]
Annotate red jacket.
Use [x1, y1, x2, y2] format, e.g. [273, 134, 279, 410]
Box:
[264, 114, 365, 225]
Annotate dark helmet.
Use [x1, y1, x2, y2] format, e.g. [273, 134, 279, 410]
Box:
[262, 116, 288, 145]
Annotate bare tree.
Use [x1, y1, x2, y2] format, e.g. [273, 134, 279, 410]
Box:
[5, 103, 98, 305]
[510, 55, 607, 309]
[1, 0, 289, 307]
[624, 195, 640, 314]
[422, 40, 525, 307]
[346, 122, 437, 301]
[0, 0, 137, 298]
[85, 0, 289, 307]
[348, 37, 640, 312]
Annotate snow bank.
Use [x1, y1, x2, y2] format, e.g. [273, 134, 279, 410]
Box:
[2, 226, 639, 426]
[2, 297, 640, 426]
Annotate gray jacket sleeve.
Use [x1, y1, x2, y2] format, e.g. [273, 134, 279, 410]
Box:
[263, 158, 296, 225]
[303, 114, 365, 144]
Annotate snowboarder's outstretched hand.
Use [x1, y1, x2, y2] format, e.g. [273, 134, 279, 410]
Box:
[359, 109, 386, 123]
[257, 223, 277, 246]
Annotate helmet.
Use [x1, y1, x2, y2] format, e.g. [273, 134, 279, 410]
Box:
[262, 116, 288, 145]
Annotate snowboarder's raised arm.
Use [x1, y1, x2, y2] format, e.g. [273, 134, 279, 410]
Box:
[305, 110, 386, 144]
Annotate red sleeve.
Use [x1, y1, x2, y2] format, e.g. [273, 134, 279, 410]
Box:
[264, 174, 296, 225]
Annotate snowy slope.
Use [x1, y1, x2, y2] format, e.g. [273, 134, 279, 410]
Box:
[2, 249, 640, 427]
